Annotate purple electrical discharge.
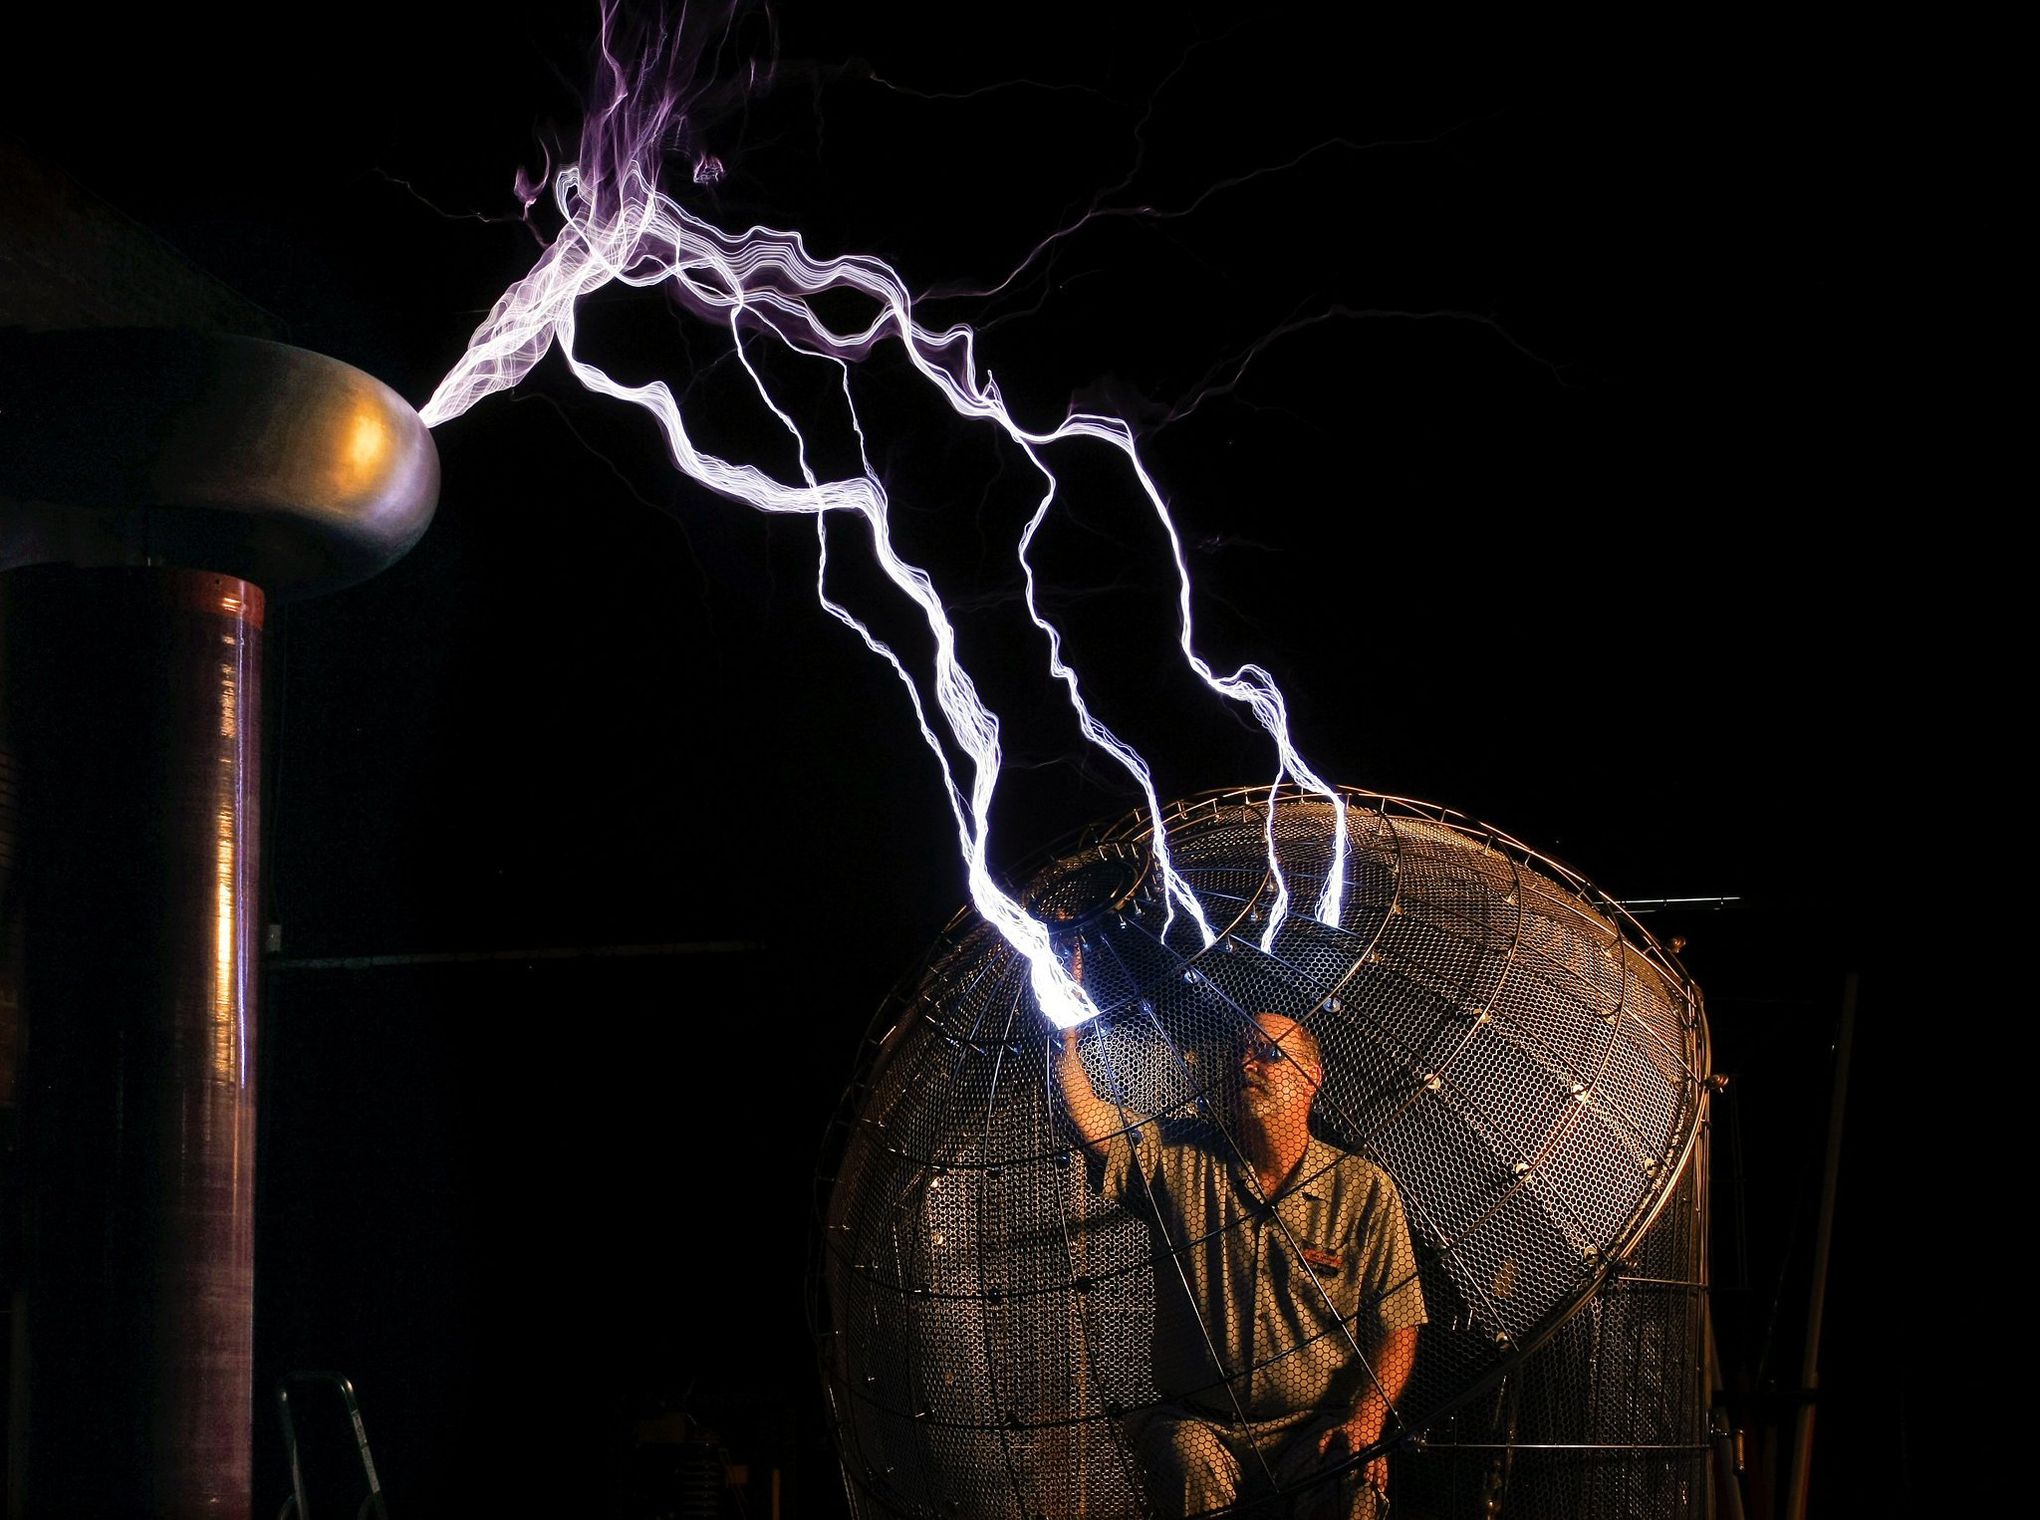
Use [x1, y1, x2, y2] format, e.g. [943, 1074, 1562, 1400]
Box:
[420, 6, 1349, 1025]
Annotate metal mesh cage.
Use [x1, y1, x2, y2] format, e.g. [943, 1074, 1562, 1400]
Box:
[815, 786, 1708, 1520]
[1407, 1152, 1709, 1519]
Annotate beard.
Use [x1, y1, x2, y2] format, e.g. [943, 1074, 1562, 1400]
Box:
[1237, 1081, 1280, 1121]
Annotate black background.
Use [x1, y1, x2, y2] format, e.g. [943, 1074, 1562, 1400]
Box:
[5, 6, 1898, 1514]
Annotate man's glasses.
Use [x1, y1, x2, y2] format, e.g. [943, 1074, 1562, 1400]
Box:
[1240, 1038, 1293, 1066]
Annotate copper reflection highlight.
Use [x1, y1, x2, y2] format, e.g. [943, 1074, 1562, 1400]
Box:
[343, 401, 392, 483]
[212, 592, 255, 1088]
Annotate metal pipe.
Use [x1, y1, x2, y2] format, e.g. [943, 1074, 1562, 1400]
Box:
[1783, 974, 1856, 1520]
[1701, 1079, 1747, 1520]
[1413, 1442, 1714, 1453]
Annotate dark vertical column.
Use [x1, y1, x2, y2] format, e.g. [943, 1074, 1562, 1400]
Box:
[0, 564, 262, 1519]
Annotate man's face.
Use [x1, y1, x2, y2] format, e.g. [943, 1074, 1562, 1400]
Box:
[1237, 1015, 1319, 1124]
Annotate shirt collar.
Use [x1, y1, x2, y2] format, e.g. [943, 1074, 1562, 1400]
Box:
[1296, 1135, 1342, 1202]
[1229, 1132, 1341, 1204]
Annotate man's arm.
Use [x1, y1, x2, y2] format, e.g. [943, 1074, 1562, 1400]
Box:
[1318, 1325, 1419, 1490]
[1057, 1027, 1128, 1157]
[1052, 935, 1125, 1158]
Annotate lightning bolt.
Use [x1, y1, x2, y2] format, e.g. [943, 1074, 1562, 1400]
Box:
[420, 3, 1349, 1023]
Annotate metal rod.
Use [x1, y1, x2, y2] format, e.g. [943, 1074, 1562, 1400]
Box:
[1702, 1083, 1747, 1520]
[1706, 1316, 1746, 1520]
[1416, 1442, 1714, 1453]
[1598, 1275, 1707, 1289]
[267, 939, 762, 970]
[1614, 896, 1743, 908]
[1784, 973, 1855, 1520]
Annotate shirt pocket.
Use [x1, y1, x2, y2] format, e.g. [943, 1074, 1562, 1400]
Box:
[1277, 1229, 1358, 1329]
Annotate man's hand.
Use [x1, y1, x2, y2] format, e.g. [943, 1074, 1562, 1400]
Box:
[1318, 1399, 1390, 1493]
[1322, 1325, 1418, 1493]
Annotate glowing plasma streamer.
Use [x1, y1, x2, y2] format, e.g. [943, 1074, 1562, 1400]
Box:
[422, 5, 1349, 1027]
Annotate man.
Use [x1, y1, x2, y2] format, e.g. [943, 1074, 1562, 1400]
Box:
[1058, 1012, 1424, 1520]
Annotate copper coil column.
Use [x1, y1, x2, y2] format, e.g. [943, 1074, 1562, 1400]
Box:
[0, 329, 438, 1519]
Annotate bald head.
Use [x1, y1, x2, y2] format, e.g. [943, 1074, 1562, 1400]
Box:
[1236, 1011, 1325, 1135]
[1251, 1013, 1323, 1077]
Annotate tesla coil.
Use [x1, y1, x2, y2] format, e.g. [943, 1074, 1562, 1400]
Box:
[0, 328, 436, 1517]
[816, 786, 1711, 1520]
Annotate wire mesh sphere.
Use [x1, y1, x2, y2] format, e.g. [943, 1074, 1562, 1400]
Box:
[815, 786, 1707, 1520]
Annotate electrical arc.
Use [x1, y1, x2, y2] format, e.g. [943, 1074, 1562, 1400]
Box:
[420, 9, 1349, 1027]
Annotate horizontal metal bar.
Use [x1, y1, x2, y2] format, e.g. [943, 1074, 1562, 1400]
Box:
[1614, 896, 1742, 911]
[1604, 1274, 1706, 1289]
[267, 941, 764, 970]
[1420, 1442, 1711, 1454]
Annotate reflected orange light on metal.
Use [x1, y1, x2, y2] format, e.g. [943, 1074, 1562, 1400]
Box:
[213, 648, 241, 1084]
[343, 405, 389, 481]
[213, 823, 237, 1080]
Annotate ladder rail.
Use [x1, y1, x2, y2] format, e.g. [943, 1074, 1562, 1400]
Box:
[275, 1370, 389, 1520]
